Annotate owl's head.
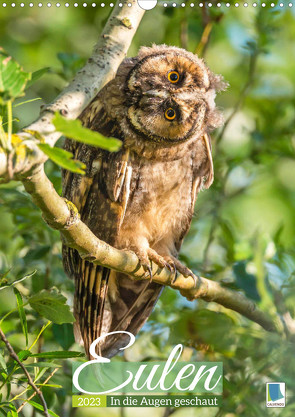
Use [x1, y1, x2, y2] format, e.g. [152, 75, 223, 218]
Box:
[123, 45, 227, 144]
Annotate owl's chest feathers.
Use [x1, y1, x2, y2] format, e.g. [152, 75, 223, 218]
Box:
[116, 154, 194, 251]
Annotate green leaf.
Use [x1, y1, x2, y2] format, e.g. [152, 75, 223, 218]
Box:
[28, 289, 75, 324]
[52, 323, 75, 350]
[52, 112, 122, 151]
[0, 49, 31, 104]
[38, 143, 86, 174]
[13, 287, 28, 347]
[29, 321, 51, 351]
[23, 245, 51, 263]
[27, 400, 59, 417]
[25, 362, 61, 369]
[0, 352, 7, 372]
[0, 275, 9, 290]
[7, 409, 18, 417]
[0, 270, 36, 291]
[31, 351, 83, 359]
[233, 261, 261, 301]
[34, 366, 49, 383]
[219, 219, 235, 264]
[5, 404, 18, 417]
[26, 67, 50, 88]
[17, 350, 31, 362]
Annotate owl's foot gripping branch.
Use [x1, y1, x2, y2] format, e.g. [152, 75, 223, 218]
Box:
[17, 166, 280, 335]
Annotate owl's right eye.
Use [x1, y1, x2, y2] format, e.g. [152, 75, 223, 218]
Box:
[167, 71, 180, 84]
[164, 108, 176, 121]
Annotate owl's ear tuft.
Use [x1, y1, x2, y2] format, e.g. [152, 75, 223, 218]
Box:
[137, 44, 168, 59]
[137, 46, 152, 58]
[209, 71, 229, 92]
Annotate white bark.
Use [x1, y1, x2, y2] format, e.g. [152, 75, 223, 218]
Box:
[0, 0, 145, 178]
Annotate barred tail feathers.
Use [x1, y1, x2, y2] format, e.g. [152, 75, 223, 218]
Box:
[74, 261, 111, 357]
[99, 273, 163, 358]
[63, 247, 163, 358]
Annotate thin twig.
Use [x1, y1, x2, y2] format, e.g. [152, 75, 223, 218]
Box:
[195, 22, 213, 57]
[17, 367, 59, 413]
[216, 50, 259, 144]
[0, 327, 49, 417]
[195, 3, 224, 58]
[120, 406, 127, 417]
[180, 19, 188, 50]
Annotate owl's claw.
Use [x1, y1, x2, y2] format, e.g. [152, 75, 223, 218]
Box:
[145, 248, 180, 280]
[164, 262, 174, 274]
[143, 264, 153, 282]
[163, 256, 198, 287]
[162, 256, 178, 283]
[134, 247, 196, 286]
[131, 248, 154, 282]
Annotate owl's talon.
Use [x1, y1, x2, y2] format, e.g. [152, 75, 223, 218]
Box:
[146, 248, 170, 270]
[163, 257, 178, 283]
[171, 270, 178, 284]
[189, 273, 198, 288]
[164, 262, 173, 274]
[172, 268, 178, 284]
[130, 247, 153, 280]
[163, 256, 197, 286]
[143, 264, 153, 282]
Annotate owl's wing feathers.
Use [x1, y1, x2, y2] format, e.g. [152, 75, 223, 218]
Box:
[191, 132, 214, 210]
[174, 132, 214, 254]
[62, 99, 163, 358]
[202, 133, 214, 189]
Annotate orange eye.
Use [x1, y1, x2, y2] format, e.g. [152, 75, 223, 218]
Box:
[168, 70, 180, 83]
[165, 108, 176, 121]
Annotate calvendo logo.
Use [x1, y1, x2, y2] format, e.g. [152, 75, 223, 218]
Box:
[266, 383, 285, 408]
[72, 331, 223, 408]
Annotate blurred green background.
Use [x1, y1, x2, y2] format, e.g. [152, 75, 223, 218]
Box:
[0, 1, 295, 416]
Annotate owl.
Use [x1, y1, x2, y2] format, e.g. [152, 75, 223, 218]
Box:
[62, 45, 227, 358]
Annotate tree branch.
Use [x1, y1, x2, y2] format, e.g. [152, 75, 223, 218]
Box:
[0, 0, 145, 179]
[0, 327, 49, 417]
[17, 367, 59, 414]
[22, 166, 281, 334]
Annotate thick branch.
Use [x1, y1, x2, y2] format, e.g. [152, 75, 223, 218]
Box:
[0, 327, 49, 417]
[0, 0, 145, 179]
[22, 167, 281, 334]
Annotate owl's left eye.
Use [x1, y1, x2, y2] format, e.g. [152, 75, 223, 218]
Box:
[167, 70, 180, 84]
[164, 108, 176, 121]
